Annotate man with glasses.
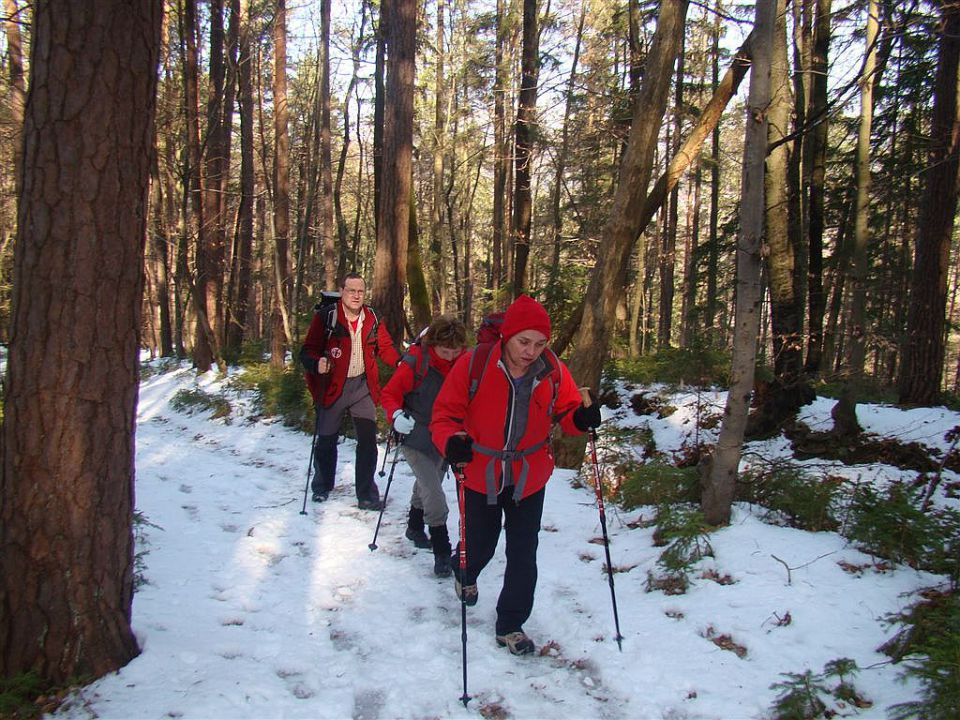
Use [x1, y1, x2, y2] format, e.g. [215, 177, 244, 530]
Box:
[300, 272, 401, 510]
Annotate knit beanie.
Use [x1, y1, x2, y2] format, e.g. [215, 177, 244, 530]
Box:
[500, 294, 551, 342]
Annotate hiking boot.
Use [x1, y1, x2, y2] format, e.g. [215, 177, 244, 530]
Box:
[405, 507, 431, 549]
[496, 631, 535, 656]
[454, 579, 478, 606]
[311, 490, 329, 503]
[433, 554, 452, 577]
[430, 525, 453, 577]
[357, 498, 383, 511]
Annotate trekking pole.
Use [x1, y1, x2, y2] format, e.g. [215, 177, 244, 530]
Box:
[453, 465, 471, 707]
[581, 389, 624, 651]
[368, 434, 403, 551]
[379, 430, 394, 477]
[300, 412, 320, 516]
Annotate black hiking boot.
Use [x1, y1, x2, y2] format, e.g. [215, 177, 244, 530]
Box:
[405, 507, 431, 548]
[311, 490, 329, 503]
[429, 525, 452, 577]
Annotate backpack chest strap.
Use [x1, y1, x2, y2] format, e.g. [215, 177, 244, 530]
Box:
[472, 439, 547, 505]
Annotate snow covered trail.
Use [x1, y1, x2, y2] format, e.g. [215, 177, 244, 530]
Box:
[54, 365, 935, 719]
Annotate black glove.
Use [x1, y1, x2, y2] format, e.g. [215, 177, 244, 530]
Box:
[573, 402, 602, 431]
[445, 434, 474, 465]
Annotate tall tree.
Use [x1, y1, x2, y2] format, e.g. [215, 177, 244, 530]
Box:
[511, 0, 539, 293]
[701, 0, 776, 526]
[844, 0, 879, 377]
[371, 0, 415, 343]
[3, 0, 26, 199]
[270, 0, 292, 369]
[557, 0, 688, 466]
[225, 0, 255, 358]
[898, 0, 960, 405]
[804, 0, 832, 374]
[491, 0, 510, 292]
[0, 0, 162, 682]
[320, 0, 336, 291]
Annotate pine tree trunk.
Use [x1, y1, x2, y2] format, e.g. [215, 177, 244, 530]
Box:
[271, 0, 292, 369]
[0, 0, 161, 682]
[804, 0, 832, 375]
[226, 0, 255, 357]
[701, 0, 776, 527]
[372, 0, 415, 343]
[844, 0, 879, 378]
[898, 1, 960, 405]
[557, 0, 688, 468]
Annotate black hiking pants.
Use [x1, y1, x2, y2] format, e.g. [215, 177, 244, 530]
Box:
[311, 376, 380, 503]
[455, 486, 545, 636]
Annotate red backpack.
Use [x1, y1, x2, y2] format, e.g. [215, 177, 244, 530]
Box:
[466, 312, 561, 416]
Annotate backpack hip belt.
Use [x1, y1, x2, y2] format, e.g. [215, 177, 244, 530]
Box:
[472, 438, 547, 505]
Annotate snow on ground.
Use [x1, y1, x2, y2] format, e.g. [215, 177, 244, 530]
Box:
[51, 364, 955, 719]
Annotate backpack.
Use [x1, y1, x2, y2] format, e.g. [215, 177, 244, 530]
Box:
[399, 330, 432, 392]
[466, 330, 562, 423]
[312, 291, 380, 348]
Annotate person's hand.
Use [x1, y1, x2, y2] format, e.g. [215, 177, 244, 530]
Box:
[317, 356, 331, 374]
[573, 400, 602, 431]
[393, 411, 416, 435]
[445, 434, 474, 465]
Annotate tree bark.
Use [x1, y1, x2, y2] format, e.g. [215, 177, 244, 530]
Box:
[0, 0, 161, 682]
[511, 0, 539, 294]
[701, 0, 776, 527]
[898, 0, 960, 405]
[804, 0, 832, 374]
[844, 0, 879, 378]
[271, 0, 292, 369]
[371, 0, 415, 343]
[226, 0, 255, 357]
[556, 0, 688, 468]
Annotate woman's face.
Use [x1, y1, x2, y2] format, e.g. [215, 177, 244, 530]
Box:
[434, 345, 464, 362]
[501, 330, 548, 374]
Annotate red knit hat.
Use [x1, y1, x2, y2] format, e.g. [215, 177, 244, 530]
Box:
[500, 294, 551, 342]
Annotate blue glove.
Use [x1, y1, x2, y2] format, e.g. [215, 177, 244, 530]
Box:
[393, 411, 416, 435]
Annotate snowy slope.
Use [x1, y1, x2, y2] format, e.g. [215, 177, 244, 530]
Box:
[51, 365, 950, 720]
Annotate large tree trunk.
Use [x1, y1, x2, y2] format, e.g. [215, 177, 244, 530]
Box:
[556, 0, 688, 468]
[371, 0, 415, 342]
[201, 0, 228, 348]
[750, 0, 811, 439]
[271, 0, 292, 369]
[701, 0, 776, 527]
[0, 0, 161, 682]
[804, 0, 832, 375]
[511, 0, 538, 294]
[843, 0, 879, 378]
[898, 1, 960, 405]
[226, 0, 255, 357]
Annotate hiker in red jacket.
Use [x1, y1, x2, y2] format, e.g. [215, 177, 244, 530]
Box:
[430, 294, 602, 656]
[381, 315, 468, 576]
[300, 272, 401, 510]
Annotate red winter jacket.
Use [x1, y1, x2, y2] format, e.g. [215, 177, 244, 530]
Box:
[300, 303, 400, 408]
[430, 342, 584, 502]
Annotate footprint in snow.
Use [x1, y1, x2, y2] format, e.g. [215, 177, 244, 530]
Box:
[352, 688, 385, 720]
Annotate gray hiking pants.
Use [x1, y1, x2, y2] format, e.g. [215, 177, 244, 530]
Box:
[402, 444, 449, 526]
